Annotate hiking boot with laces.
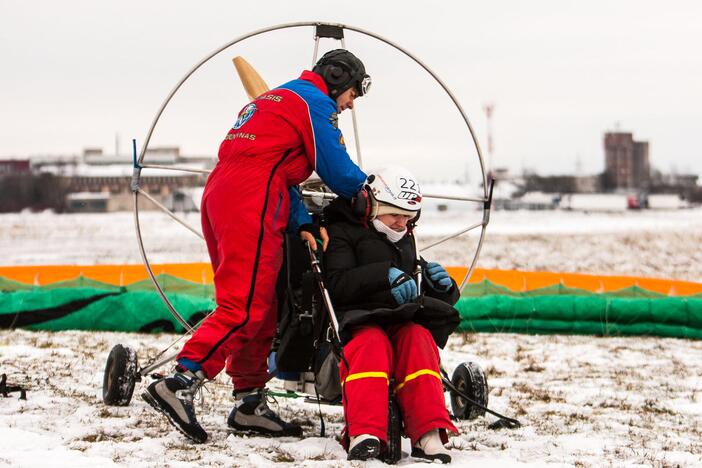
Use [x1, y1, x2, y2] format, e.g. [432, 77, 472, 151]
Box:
[227, 388, 303, 437]
[142, 369, 208, 443]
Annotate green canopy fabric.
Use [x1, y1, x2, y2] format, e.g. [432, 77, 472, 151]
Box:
[1, 275, 701, 339]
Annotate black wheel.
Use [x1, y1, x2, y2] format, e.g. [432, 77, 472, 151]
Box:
[102, 344, 138, 406]
[450, 361, 489, 420]
[383, 394, 402, 464]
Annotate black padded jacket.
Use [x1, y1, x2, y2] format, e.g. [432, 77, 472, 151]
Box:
[322, 197, 460, 347]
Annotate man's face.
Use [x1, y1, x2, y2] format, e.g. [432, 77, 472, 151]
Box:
[335, 87, 357, 113]
[376, 213, 412, 232]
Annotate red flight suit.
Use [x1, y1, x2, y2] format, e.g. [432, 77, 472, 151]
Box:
[177, 71, 366, 388]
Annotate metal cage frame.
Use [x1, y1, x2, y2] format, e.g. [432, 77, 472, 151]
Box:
[131, 21, 492, 334]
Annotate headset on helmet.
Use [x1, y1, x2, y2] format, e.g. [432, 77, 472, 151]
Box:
[352, 166, 422, 223]
[351, 177, 374, 221]
[313, 49, 371, 98]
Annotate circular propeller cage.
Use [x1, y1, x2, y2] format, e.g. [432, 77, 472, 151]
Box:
[131, 21, 492, 334]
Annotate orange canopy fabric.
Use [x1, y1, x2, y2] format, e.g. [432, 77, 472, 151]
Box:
[0, 263, 213, 287]
[0, 263, 700, 296]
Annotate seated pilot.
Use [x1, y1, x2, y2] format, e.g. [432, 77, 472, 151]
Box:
[322, 165, 460, 463]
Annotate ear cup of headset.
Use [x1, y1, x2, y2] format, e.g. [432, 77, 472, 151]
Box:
[351, 186, 372, 220]
[327, 65, 347, 83]
[324, 64, 351, 96]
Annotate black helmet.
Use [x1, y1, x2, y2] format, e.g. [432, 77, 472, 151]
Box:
[313, 49, 371, 99]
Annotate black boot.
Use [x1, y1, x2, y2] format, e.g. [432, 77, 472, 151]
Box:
[227, 388, 302, 437]
[347, 434, 381, 461]
[142, 369, 208, 443]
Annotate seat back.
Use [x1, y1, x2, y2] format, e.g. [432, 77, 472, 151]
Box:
[275, 233, 329, 373]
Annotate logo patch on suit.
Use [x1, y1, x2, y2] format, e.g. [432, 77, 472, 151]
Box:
[233, 103, 256, 129]
[328, 112, 339, 129]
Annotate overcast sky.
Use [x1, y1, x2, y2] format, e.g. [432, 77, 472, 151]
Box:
[1, 0, 701, 181]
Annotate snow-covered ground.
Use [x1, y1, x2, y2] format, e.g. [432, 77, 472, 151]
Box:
[2, 208, 702, 467]
[1, 330, 701, 467]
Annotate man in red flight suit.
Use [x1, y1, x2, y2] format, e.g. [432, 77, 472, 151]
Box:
[143, 49, 371, 443]
[323, 166, 460, 463]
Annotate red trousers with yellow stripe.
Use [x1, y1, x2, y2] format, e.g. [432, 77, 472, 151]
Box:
[340, 322, 458, 445]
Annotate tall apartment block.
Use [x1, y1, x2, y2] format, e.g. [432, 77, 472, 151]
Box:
[603, 132, 650, 190]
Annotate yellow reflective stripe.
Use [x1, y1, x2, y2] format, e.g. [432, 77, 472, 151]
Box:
[394, 369, 442, 393]
[342, 371, 389, 386]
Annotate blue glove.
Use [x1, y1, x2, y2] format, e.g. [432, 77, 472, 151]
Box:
[425, 262, 453, 292]
[388, 267, 418, 305]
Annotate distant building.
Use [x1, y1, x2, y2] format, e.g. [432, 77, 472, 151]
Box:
[573, 174, 600, 193]
[603, 132, 650, 190]
[523, 174, 602, 194]
[650, 169, 698, 191]
[66, 192, 111, 213]
[81, 146, 185, 166]
[0, 159, 31, 175]
[4, 146, 213, 213]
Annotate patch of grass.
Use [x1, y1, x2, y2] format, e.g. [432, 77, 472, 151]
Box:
[670, 358, 688, 378]
[641, 399, 676, 416]
[460, 332, 479, 345]
[512, 382, 561, 403]
[80, 433, 101, 443]
[594, 398, 633, 412]
[484, 364, 505, 378]
[509, 399, 528, 417]
[522, 359, 545, 373]
[76, 430, 122, 443]
[272, 453, 295, 462]
[566, 412, 591, 424]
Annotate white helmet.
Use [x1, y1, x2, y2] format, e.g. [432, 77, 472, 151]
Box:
[366, 165, 422, 217]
